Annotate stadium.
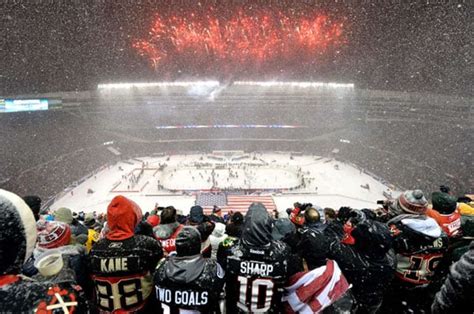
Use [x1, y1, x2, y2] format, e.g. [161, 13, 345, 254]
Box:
[1, 82, 471, 213]
[1, 2, 472, 313]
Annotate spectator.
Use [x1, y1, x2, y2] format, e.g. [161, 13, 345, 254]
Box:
[209, 222, 227, 260]
[380, 190, 449, 313]
[297, 208, 330, 271]
[83, 213, 100, 253]
[427, 191, 462, 238]
[154, 226, 225, 313]
[54, 207, 88, 238]
[33, 221, 90, 294]
[89, 195, 163, 313]
[153, 206, 184, 256]
[187, 205, 215, 258]
[209, 205, 225, 223]
[218, 203, 295, 313]
[324, 207, 336, 224]
[431, 240, 474, 313]
[0, 189, 88, 312]
[329, 209, 396, 313]
[225, 211, 244, 238]
[303, 207, 326, 232]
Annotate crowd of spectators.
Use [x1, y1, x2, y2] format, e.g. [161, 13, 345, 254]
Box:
[0, 185, 473, 313]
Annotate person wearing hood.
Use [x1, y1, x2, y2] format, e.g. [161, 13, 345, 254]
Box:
[154, 226, 225, 313]
[54, 206, 88, 238]
[0, 189, 88, 312]
[209, 222, 227, 260]
[88, 195, 163, 313]
[217, 202, 293, 313]
[153, 206, 184, 256]
[379, 190, 449, 313]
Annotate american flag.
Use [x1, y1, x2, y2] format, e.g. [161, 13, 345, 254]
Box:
[201, 194, 276, 214]
[283, 260, 351, 314]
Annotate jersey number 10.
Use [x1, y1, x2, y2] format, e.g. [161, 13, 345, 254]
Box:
[237, 276, 274, 312]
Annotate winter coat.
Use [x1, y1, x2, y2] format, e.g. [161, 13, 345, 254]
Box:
[432, 240, 474, 313]
[209, 222, 227, 260]
[89, 195, 163, 313]
[154, 226, 225, 313]
[426, 207, 462, 238]
[0, 189, 88, 312]
[297, 225, 330, 270]
[327, 216, 396, 313]
[31, 244, 90, 294]
[387, 214, 449, 285]
[218, 203, 293, 313]
[154, 222, 184, 255]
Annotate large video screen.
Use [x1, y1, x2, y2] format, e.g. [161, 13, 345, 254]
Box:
[0, 99, 49, 113]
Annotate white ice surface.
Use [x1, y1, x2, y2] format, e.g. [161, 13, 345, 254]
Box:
[49, 152, 397, 215]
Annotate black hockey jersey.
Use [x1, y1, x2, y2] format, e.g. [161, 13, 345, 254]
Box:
[218, 203, 291, 313]
[89, 236, 163, 312]
[154, 226, 225, 313]
[88, 195, 163, 313]
[0, 275, 88, 313]
[388, 214, 449, 285]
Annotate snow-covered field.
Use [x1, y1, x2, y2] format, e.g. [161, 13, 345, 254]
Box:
[49, 152, 399, 215]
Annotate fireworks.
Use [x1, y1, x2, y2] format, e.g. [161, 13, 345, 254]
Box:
[133, 8, 345, 72]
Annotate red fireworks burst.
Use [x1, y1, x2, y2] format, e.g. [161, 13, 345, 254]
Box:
[133, 9, 345, 72]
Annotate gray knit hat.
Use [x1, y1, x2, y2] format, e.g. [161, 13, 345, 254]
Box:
[391, 190, 428, 215]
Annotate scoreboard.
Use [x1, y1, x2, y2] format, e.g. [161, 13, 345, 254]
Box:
[0, 99, 49, 113]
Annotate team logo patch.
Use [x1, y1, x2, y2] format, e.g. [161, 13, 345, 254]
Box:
[36, 286, 78, 314]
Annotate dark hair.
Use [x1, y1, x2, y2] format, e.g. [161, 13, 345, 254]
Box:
[160, 206, 177, 224]
[324, 208, 336, 219]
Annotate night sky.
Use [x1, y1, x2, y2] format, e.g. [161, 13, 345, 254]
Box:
[1, 1, 471, 95]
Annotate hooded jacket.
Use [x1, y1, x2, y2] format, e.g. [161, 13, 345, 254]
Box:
[218, 202, 292, 313]
[0, 189, 88, 312]
[89, 195, 163, 313]
[209, 223, 227, 260]
[154, 227, 225, 313]
[106, 195, 142, 241]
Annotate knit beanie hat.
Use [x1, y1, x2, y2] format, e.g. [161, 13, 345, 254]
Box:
[54, 207, 74, 224]
[37, 221, 72, 249]
[189, 205, 205, 224]
[391, 190, 428, 215]
[146, 215, 160, 227]
[432, 192, 457, 214]
[0, 189, 37, 275]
